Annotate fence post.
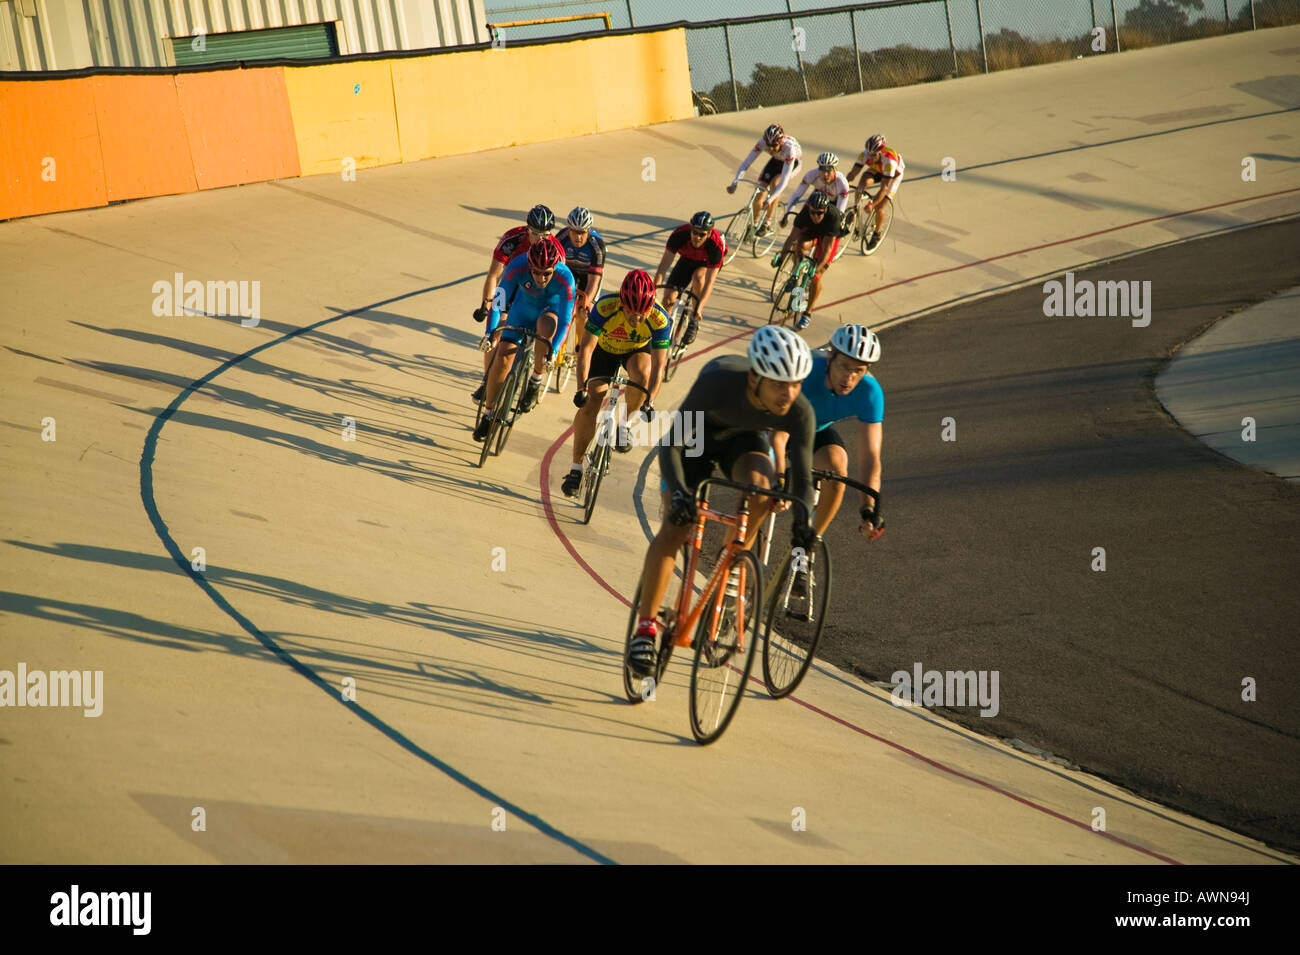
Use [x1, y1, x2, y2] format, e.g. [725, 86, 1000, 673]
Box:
[785, 0, 810, 101]
[724, 24, 740, 112]
[1089, 0, 1096, 32]
[943, 0, 958, 76]
[1223, 0, 1230, 31]
[1111, 0, 1122, 52]
[1249, 0, 1256, 29]
[626, 0, 634, 28]
[850, 9, 864, 91]
[975, 0, 988, 73]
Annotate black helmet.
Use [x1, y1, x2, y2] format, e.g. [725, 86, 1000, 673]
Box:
[526, 204, 555, 231]
[808, 190, 831, 211]
[689, 211, 714, 231]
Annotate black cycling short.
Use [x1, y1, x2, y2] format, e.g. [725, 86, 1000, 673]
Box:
[665, 430, 774, 494]
[760, 156, 800, 183]
[813, 425, 846, 454]
[667, 258, 707, 292]
[587, 341, 653, 385]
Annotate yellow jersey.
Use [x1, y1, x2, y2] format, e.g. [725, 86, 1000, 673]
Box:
[585, 293, 672, 355]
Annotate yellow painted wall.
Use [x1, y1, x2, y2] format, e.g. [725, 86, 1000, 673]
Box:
[282, 60, 403, 176]
[393, 28, 694, 164]
[593, 30, 694, 134]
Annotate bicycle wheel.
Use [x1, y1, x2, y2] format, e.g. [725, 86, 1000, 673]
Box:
[831, 229, 849, 263]
[865, 198, 893, 254]
[721, 208, 749, 266]
[663, 299, 690, 383]
[761, 535, 831, 699]
[492, 350, 528, 456]
[768, 264, 795, 325]
[622, 582, 651, 703]
[623, 547, 690, 703]
[582, 428, 610, 525]
[476, 407, 497, 468]
[554, 352, 573, 394]
[770, 250, 795, 303]
[752, 205, 781, 258]
[688, 549, 761, 744]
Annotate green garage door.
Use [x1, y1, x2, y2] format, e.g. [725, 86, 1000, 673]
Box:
[172, 23, 340, 66]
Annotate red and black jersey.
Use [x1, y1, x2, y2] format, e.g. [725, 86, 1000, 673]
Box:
[665, 225, 726, 268]
[492, 225, 567, 266]
[492, 226, 531, 265]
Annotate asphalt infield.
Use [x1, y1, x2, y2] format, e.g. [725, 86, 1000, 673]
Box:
[808, 216, 1300, 853]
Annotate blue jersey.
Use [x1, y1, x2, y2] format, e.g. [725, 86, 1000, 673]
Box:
[555, 227, 606, 279]
[801, 351, 883, 431]
[489, 253, 577, 357]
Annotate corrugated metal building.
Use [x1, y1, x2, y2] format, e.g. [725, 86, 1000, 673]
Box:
[0, 0, 488, 71]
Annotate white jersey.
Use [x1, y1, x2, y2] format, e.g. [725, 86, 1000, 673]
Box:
[787, 168, 851, 213]
[733, 134, 803, 198]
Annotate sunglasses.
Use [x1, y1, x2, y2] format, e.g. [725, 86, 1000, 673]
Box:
[809, 209, 826, 216]
[530, 268, 555, 278]
[690, 229, 709, 238]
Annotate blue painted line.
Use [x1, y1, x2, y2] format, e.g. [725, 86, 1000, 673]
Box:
[138, 285, 616, 865]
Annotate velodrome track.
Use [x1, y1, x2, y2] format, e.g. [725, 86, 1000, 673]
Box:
[2, 27, 1298, 863]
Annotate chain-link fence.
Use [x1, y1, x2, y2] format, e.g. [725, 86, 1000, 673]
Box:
[687, 0, 1300, 114]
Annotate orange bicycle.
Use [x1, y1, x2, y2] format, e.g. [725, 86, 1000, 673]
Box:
[622, 477, 809, 744]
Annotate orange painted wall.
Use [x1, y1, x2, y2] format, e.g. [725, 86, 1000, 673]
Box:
[176, 69, 301, 190]
[0, 79, 107, 221]
[91, 75, 197, 202]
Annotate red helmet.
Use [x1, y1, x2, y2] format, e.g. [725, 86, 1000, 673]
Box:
[620, 270, 657, 314]
[527, 235, 563, 270]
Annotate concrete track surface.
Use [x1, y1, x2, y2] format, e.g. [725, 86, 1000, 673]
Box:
[2, 27, 1298, 863]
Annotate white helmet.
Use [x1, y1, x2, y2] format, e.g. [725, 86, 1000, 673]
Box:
[567, 206, 593, 230]
[830, 324, 881, 363]
[816, 151, 839, 169]
[748, 326, 813, 382]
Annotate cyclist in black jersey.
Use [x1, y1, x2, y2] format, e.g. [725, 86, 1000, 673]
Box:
[629, 326, 817, 676]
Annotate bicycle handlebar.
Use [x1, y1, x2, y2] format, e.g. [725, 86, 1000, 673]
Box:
[811, 468, 879, 506]
[695, 476, 810, 526]
[583, 375, 651, 399]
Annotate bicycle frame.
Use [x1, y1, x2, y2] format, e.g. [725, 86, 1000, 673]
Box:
[584, 373, 650, 454]
[669, 478, 810, 648]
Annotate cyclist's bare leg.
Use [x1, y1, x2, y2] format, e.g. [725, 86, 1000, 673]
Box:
[484, 340, 516, 408]
[807, 241, 831, 312]
[687, 268, 707, 322]
[812, 443, 848, 537]
[622, 351, 652, 414]
[874, 193, 892, 232]
[730, 451, 777, 549]
[639, 500, 694, 621]
[753, 183, 772, 224]
[570, 380, 609, 465]
[534, 313, 557, 376]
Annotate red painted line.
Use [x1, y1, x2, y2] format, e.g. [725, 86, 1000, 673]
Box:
[537, 330, 753, 610]
[539, 423, 629, 607]
[783, 691, 1182, 864]
[819, 185, 1300, 310]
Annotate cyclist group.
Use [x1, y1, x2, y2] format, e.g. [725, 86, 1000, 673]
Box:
[466, 125, 898, 598]
[726, 125, 906, 330]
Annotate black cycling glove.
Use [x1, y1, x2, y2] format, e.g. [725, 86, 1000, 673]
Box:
[573, 390, 588, 408]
